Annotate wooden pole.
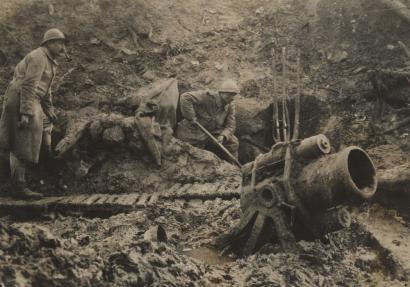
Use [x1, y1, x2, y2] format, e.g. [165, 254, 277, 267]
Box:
[281, 47, 289, 142]
[195, 122, 242, 168]
[271, 48, 280, 143]
[293, 49, 301, 141]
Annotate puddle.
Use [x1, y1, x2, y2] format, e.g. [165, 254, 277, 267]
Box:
[182, 246, 234, 265]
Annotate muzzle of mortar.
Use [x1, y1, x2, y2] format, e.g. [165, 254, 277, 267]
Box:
[295, 145, 378, 209]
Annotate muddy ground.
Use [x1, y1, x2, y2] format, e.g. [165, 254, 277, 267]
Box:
[0, 0, 410, 286]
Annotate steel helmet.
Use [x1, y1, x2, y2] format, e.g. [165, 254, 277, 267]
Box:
[219, 79, 240, 94]
[41, 28, 66, 45]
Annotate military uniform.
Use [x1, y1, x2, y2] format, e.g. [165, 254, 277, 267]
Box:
[176, 90, 239, 157]
[0, 28, 64, 198]
[0, 46, 57, 164]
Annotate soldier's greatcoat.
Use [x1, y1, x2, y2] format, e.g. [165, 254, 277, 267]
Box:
[0, 46, 57, 163]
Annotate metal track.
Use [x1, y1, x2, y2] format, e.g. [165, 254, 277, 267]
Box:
[0, 182, 241, 216]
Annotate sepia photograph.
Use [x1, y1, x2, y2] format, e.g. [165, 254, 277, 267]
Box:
[0, 0, 409, 286]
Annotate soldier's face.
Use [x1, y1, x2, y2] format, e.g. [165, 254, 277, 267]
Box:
[220, 92, 237, 104]
[47, 40, 65, 57]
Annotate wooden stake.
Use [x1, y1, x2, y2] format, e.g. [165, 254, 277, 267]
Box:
[271, 48, 280, 143]
[281, 47, 289, 142]
[293, 49, 301, 141]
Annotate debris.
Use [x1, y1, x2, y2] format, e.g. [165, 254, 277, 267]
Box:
[48, 4, 54, 15]
[215, 62, 224, 71]
[120, 47, 137, 56]
[327, 49, 348, 63]
[143, 225, 168, 242]
[353, 66, 366, 74]
[255, 7, 265, 15]
[90, 37, 101, 45]
[386, 44, 395, 50]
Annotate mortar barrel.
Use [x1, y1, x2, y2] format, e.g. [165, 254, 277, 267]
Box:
[242, 134, 331, 176]
[296, 146, 377, 209]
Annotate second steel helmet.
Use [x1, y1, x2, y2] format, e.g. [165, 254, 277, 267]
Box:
[219, 79, 240, 94]
[41, 28, 66, 45]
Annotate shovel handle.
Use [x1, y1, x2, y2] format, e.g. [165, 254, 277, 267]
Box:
[194, 122, 242, 168]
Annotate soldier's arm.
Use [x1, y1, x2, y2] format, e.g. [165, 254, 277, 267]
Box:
[180, 92, 206, 122]
[20, 53, 46, 116]
[221, 103, 236, 137]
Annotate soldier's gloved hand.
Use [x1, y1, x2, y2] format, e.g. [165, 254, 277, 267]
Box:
[18, 114, 30, 129]
[217, 135, 225, 144]
[48, 111, 58, 124]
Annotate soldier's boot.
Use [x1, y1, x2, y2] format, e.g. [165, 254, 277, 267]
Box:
[0, 152, 10, 195]
[0, 153, 9, 183]
[40, 131, 55, 173]
[10, 153, 42, 199]
[13, 182, 43, 200]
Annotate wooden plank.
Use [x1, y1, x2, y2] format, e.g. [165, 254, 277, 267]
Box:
[58, 195, 78, 204]
[178, 183, 201, 199]
[95, 195, 111, 204]
[70, 195, 90, 204]
[215, 183, 240, 197]
[174, 183, 193, 198]
[117, 194, 140, 206]
[163, 183, 182, 198]
[148, 193, 159, 204]
[0, 199, 28, 207]
[197, 183, 216, 196]
[136, 194, 149, 206]
[31, 196, 64, 206]
[83, 194, 102, 205]
[104, 195, 121, 205]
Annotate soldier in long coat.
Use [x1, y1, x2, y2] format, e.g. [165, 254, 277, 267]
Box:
[176, 79, 240, 160]
[0, 28, 66, 198]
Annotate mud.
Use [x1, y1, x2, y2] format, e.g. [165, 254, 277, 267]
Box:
[0, 0, 410, 286]
[0, 202, 408, 286]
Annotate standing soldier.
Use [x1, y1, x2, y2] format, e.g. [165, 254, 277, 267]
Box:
[176, 79, 240, 160]
[0, 28, 66, 199]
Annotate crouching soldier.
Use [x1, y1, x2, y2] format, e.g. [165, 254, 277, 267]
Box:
[0, 28, 66, 199]
[176, 79, 240, 161]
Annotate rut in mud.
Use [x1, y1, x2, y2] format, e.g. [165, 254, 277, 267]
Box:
[0, 0, 410, 286]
